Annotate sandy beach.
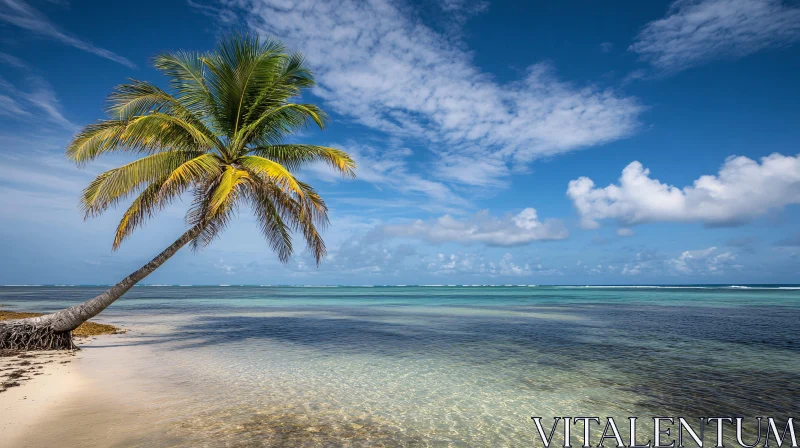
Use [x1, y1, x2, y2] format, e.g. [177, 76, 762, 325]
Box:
[0, 351, 82, 447]
[0, 336, 172, 448]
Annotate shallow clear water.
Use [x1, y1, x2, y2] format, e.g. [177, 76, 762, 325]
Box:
[2, 285, 799, 447]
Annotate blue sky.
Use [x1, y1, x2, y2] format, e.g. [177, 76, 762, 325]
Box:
[1, 0, 799, 285]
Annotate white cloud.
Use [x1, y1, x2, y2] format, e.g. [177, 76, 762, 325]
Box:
[214, 258, 235, 274]
[600, 42, 614, 53]
[0, 52, 27, 68]
[426, 252, 538, 277]
[0, 56, 76, 130]
[305, 143, 465, 207]
[619, 249, 661, 276]
[0, 159, 85, 191]
[375, 208, 568, 246]
[617, 228, 634, 237]
[0, 0, 135, 68]
[438, 0, 488, 13]
[630, 0, 800, 74]
[0, 94, 28, 117]
[187, 0, 237, 23]
[567, 153, 800, 228]
[19, 79, 76, 130]
[667, 247, 741, 275]
[225, 0, 642, 186]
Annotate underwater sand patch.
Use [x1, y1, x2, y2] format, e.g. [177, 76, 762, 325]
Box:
[168, 406, 433, 447]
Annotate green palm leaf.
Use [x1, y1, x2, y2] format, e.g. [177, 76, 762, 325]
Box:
[251, 144, 356, 176]
[238, 155, 304, 197]
[67, 32, 355, 265]
[82, 150, 204, 217]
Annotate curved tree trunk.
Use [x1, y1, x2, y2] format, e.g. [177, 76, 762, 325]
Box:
[0, 226, 202, 350]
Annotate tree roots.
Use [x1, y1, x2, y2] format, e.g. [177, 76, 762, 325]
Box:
[0, 322, 76, 351]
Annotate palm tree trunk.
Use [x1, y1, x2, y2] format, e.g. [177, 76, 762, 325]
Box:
[0, 226, 202, 350]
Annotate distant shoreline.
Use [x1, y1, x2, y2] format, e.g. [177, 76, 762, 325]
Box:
[2, 284, 799, 289]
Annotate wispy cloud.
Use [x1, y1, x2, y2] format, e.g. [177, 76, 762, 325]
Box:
[0, 94, 29, 117]
[370, 208, 568, 247]
[223, 0, 642, 187]
[567, 153, 800, 228]
[187, 0, 236, 23]
[0, 60, 77, 130]
[0, 159, 85, 191]
[436, 0, 489, 27]
[0, 51, 28, 68]
[0, 0, 136, 68]
[437, 0, 488, 13]
[630, 0, 800, 74]
[306, 142, 468, 209]
[18, 77, 76, 130]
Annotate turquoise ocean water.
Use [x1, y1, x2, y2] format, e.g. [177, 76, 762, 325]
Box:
[1, 285, 799, 446]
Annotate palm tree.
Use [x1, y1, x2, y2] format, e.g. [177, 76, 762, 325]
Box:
[0, 34, 355, 350]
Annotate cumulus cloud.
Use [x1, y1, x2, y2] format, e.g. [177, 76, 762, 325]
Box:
[223, 0, 642, 186]
[618, 249, 661, 276]
[0, 0, 136, 68]
[630, 0, 800, 74]
[667, 247, 741, 275]
[567, 153, 800, 228]
[588, 246, 742, 277]
[426, 252, 547, 277]
[374, 208, 568, 246]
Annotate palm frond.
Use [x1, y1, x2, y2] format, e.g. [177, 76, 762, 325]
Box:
[202, 34, 286, 138]
[152, 51, 216, 118]
[186, 176, 241, 249]
[159, 153, 223, 196]
[246, 183, 293, 263]
[296, 180, 330, 229]
[250, 144, 356, 176]
[123, 113, 216, 150]
[113, 177, 178, 250]
[208, 165, 250, 216]
[236, 103, 325, 150]
[238, 155, 304, 197]
[82, 151, 203, 217]
[107, 80, 219, 146]
[67, 121, 126, 164]
[248, 177, 327, 264]
[242, 52, 314, 126]
[68, 112, 214, 164]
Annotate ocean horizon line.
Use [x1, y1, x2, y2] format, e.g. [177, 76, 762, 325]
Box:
[3, 284, 799, 289]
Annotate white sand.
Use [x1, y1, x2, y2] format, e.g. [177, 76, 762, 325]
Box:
[0, 352, 84, 448]
[0, 336, 185, 447]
